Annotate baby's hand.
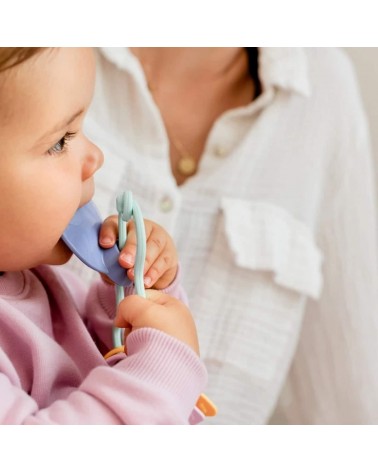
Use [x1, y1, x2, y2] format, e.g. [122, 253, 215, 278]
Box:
[115, 289, 199, 355]
[99, 216, 178, 290]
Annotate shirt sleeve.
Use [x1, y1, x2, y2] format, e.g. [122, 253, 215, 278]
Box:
[0, 264, 206, 424]
[0, 327, 207, 425]
[271, 109, 378, 424]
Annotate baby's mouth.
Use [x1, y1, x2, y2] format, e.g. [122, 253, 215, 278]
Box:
[61, 201, 131, 287]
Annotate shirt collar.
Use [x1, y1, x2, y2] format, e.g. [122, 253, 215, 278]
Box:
[99, 47, 311, 97]
[100, 47, 141, 74]
[258, 47, 311, 97]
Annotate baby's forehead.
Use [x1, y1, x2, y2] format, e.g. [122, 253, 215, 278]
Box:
[0, 73, 28, 130]
[1, 49, 96, 148]
[0, 77, 16, 128]
[0, 48, 46, 72]
[0, 50, 48, 128]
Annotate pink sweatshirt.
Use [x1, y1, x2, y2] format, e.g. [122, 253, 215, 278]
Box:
[0, 265, 207, 424]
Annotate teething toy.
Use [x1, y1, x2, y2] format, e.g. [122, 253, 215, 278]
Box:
[113, 191, 146, 347]
[63, 191, 216, 417]
[62, 200, 131, 287]
[62, 191, 146, 347]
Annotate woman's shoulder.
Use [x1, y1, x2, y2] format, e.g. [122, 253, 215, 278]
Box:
[305, 48, 364, 109]
[306, 47, 352, 69]
[305, 48, 355, 82]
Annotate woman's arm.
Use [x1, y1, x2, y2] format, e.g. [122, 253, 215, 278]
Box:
[273, 110, 378, 424]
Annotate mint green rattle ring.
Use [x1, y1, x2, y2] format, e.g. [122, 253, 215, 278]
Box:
[113, 191, 146, 349]
[62, 190, 147, 356]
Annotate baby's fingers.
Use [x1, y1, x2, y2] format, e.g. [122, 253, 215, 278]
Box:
[119, 219, 164, 274]
[99, 216, 137, 271]
[143, 226, 169, 274]
[115, 291, 200, 355]
[143, 254, 177, 289]
[114, 292, 160, 328]
[99, 215, 118, 248]
[118, 220, 140, 269]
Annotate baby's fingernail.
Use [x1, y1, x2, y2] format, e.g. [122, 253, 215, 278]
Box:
[144, 276, 152, 287]
[100, 237, 113, 245]
[121, 254, 134, 265]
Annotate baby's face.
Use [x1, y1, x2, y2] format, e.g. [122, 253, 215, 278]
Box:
[0, 48, 104, 271]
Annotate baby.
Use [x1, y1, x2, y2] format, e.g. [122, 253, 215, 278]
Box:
[0, 47, 207, 424]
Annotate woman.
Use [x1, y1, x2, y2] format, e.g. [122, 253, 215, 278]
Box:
[72, 47, 378, 424]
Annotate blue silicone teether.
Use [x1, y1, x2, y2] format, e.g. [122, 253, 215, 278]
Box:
[62, 200, 132, 287]
[63, 192, 147, 348]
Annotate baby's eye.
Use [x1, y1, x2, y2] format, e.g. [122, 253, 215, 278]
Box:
[47, 132, 76, 156]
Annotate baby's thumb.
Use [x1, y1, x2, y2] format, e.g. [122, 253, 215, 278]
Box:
[114, 294, 153, 328]
[144, 289, 172, 304]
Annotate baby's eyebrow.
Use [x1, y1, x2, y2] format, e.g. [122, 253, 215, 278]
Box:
[37, 108, 84, 142]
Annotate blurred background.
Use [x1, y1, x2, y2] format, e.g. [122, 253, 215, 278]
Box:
[345, 48, 378, 183]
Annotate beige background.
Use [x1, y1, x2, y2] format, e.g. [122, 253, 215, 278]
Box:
[345, 48, 378, 177]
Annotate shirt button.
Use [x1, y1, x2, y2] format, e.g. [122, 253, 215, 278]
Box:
[160, 196, 174, 212]
[214, 145, 227, 157]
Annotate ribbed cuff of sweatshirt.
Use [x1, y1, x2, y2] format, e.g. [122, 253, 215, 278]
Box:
[120, 327, 207, 413]
[79, 327, 207, 424]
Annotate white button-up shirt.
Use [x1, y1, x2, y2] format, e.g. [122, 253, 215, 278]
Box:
[72, 47, 378, 424]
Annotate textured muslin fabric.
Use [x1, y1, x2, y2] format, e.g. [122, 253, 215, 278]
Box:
[0, 266, 207, 424]
[68, 47, 378, 424]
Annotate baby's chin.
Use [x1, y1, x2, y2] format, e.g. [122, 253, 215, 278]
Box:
[0, 240, 74, 272]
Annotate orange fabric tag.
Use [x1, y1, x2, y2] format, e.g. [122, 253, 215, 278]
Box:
[196, 393, 217, 417]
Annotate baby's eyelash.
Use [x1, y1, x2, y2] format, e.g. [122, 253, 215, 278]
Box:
[47, 132, 77, 156]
